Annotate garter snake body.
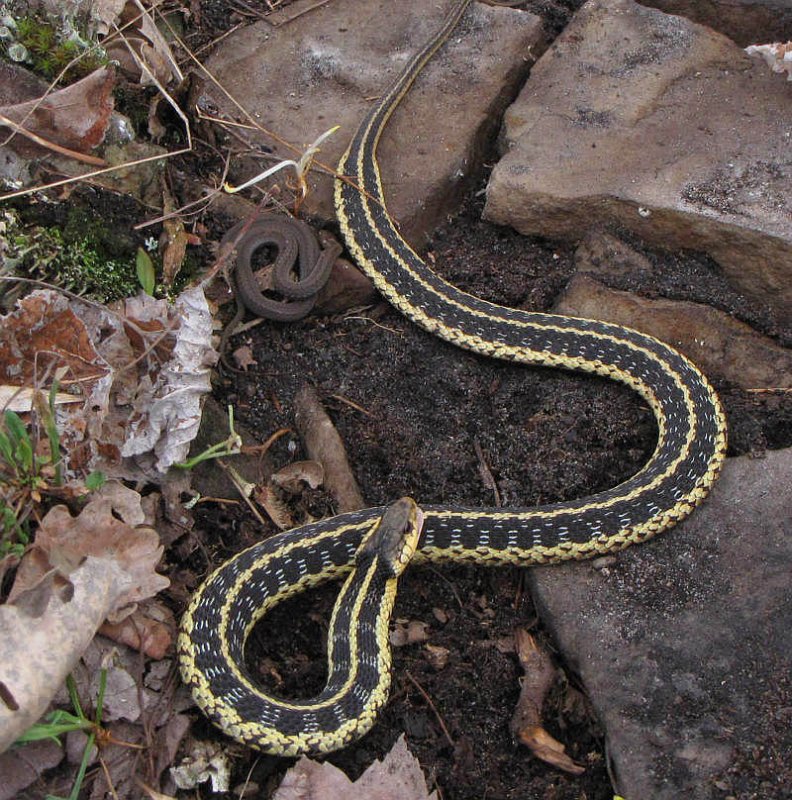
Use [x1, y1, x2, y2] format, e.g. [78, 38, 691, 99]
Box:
[218, 217, 341, 368]
[179, 0, 727, 756]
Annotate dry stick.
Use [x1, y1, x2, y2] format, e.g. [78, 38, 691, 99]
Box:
[473, 437, 501, 506]
[267, 0, 336, 27]
[405, 670, 455, 748]
[511, 628, 585, 775]
[293, 385, 365, 513]
[329, 394, 372, 416]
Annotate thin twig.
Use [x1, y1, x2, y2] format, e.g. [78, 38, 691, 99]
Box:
[343, 315, 404, 335]
[241, 426, 292, 457]
[0, 144, 191, 203]
[268, 0, 336, 27]
[474, 438, 501, 506]
[330, 394, 372, 416]
[133, 152, 232, 230]
[405, 670, 455, 747]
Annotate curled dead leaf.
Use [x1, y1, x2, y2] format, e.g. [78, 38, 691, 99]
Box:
[159, 183, 189, 286]
[270, 460, 324, 492]
[104, 0, 183, 87]
[510, 628, 585, 775]
[254, 460, 325, 530]
[745, 41, 792, 80]
[424, 643, 450, 671]
[0, 484, 168, 752]
[99, 603, 174, 659]
[255, 483, 296, 531]
[390, 619, 429, 648]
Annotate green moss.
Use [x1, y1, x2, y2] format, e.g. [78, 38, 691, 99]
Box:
[9, 15, 107, 82]
[58, 237, 141, 302]
[2, 210, 145, 303]
[63, 206, 136, 259]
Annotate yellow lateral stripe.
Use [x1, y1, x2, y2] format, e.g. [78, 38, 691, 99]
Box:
[179, 0, 728, 757]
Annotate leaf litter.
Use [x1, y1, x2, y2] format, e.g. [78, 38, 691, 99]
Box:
[272, 735, 438, 800]
[0, 286, 217, 479]
[0, 480, 168, 750]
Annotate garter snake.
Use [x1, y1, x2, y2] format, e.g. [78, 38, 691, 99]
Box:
[218, 217, 340, 368]
[179, 0, 728, 757]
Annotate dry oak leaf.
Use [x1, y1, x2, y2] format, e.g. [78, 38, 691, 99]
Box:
[272, 735, 437, 800]
[0, 67, 115, 156]
[0, 485, 169, 753]
[0, 291, 109, 390]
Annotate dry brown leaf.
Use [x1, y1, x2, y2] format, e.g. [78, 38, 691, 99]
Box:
[231, 344, 257, 371]
[0, 291, 115, 475]
[272, 734, 437, 800]
[255, 483, 296, 530]
[99, 603, 174, 659]
[0, 484, 168, 752]
[745, 41, 792, 80]
[510, 628, 584, 775]
[104, 1, 183, 87]
[254, 460, 325, 529]
[0, 291, 109, 391]
[159, 183, 189, 286]
[270, 460, 325, 492]
[0, 68, 115, 157]
[0, 739, 64, 800]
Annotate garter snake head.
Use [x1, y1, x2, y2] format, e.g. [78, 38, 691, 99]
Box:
[356, 497, 424, 578]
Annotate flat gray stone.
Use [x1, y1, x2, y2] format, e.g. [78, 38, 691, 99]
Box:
[484, 0, 792, 325]
[197, 0, 543, 246]
[554, 273, 792, 390]
[639, 0, 792, 46]
[529, 447, 792, 797]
